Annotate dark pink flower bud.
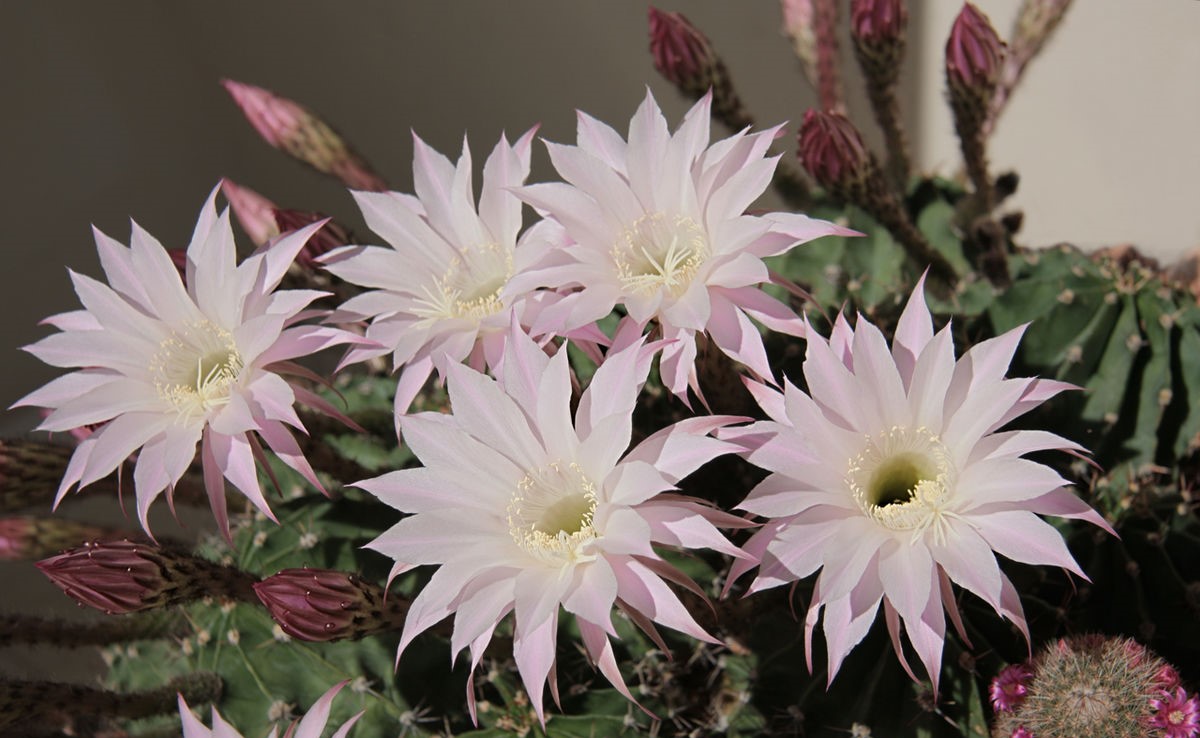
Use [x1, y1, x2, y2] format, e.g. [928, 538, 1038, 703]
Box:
[850, 0, 906, 46]
[1155, 664, 1183, 692]
[221, 79, 388, 192]
[648, 7, 716, 94]
[272, 209, 353, 267]
[37, 540, 173, 614]
[37, 540, 256, 614]
[946, 3, 1005, 91]
[990, 663, 1032, 713]
[221, 179, 281, 247]
[798, 109, 871, 191]
[254, 568, 405, 642]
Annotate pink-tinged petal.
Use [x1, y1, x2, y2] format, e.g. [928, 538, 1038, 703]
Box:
[40, 309, 101, 332]
[635, 499, 747, 559]
[256, 325, 367, 366]
[367, 511, 504, 566]
[938, 569, 972, 646]
[534, 349, 578, 460]
[993, 378, 1079, 428]
[499, 313, 551, 415]
[971, 510, 1087, 578]
[479, 128, 535, 247]
[187, 191, 239, 327]
[411, 133, 461, 237]
[956, 456, 1071, 509]
[969, 429, 1087, 463]
[942, 378, 1032, 464]
[256, 220, 328, 294]
[93, 226, 153, 312]
[513, 606, 558, 726]
[290, 681, 346, 738]
[891, 272, 934, 386]
[602, 460, 676, 507]
[944, 324, 1028, 417]
[319, 244, 416, 292]
[738, 475, 843, 518]
[445, 363, 543, 469]
[803, 327, 867, 431]
[743, 380, 788, 423]
[256, 420, 324, 493]
[208, 431, 275, 522]
[346, 191, 450, 273]
[903, 567, 947, 692]
[38, 378, 162, 432]
[595, 507, 656, 558]
[354, 466, 495, 514]
[625, 89, 672, 208]
[878, 541, 935, 631]
[397, 560, 480, 658]
[1014, 487, 1115, 536]
[814, 517, 882, 602]
[576, 111, 627, 171]
[998, 574, 1030, 649]
[706, 298, 775, 384]
[753, 211, 860, 257]
[576, 334, 654, 440]
[907, 327, 956, 430]
[717, 286, 806, 338]
[578, 618, 641, 708]
[13, 371, 119, 411]
[394, 356, 435, 418]
[610, 556, 719, 644]
[927, 518, 1003, 609]
[850, 317, 909, 428]
[128, 221, 202, 328]
[822, 580, 883, 684]
[562, 557, 618, 635]
[24, 330, 151, 376]
[68, 271, 166, 345]
[578, 413, 634, 483]
[134, 423, 201, 531]
[657, 329, 699, 403]
[78, 412, 173, 489]
[451, 577, 515, 660]
[177, 695, 219, 738]
[660, 281, 712, 332]
[544, 141, 643, 225]
[623, 416, 743, 482]
[883, 601, 919, 683]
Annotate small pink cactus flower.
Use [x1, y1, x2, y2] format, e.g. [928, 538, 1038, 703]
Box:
[991, 664, 1033, 712]
[357, 322, 749, 723]
[1151, 688, 1200, 738]
[723, 276, 1113, 690]
[14, 188, 367, 538]
[946, 3, 1005, 91]
[179, 680, 362, 738]
[517, 90, 853, 403]
[1010, 727, 1035, 738]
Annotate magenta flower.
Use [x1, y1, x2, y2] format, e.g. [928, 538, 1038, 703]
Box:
[356, 323, 748, 722]
[321, 131, 580, 416]
[991, 663, 1033, 712]
[15, 189, 364, 537]
[724, 277, 1113, 689]
[518, 91, 853, 402]
[179, 680, 362, 738]
[1151, 688, 1200, 738]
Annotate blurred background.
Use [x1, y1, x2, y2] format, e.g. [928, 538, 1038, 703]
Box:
[1, 0, 1198, 682]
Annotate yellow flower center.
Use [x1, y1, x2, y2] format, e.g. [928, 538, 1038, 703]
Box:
[151, 320, 243, 421]
[846, 426, 959, 542]
[411, 242, 512, 325]
[612, 213, 710, 297]
[507, 461, 598, 565]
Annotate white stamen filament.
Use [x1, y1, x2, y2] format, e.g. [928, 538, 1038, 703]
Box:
[151, 320, 243, 422]
[612, 213, 710, 297]
[507, 461, 599, 565]
[410, 242, 512, 325]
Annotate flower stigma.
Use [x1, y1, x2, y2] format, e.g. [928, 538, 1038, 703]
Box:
[411, 242, 512, 325]
[151, 321, 243, 421]
[846, 426, 960, 543]
[612, 212, 710, 297]
[507, 461, 599, 564]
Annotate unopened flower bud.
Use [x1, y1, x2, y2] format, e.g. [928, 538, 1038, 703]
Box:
[798, 109, 871, 194]
[221, 179, 281, 247]
[37, 541, 257, 614]
[254, 568, 406, 642]
[851, 0, 906, 49]
[272, 209, 354, 267]
[946, 3, 1005, 93]
[648, 8, 715, 95]
[0, 440, 74, 513]
[221, 79, 388, 192]
[0, 517, 109, 561]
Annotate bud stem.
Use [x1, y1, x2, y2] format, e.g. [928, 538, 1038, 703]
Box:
[813, 0, 846, 113]
[0, 613, 185, 648]
[0, 672, 221, 732]
[864, 77, 911, 191]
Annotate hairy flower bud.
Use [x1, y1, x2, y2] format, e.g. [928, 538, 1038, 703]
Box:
[254, 568, 406, 642]
[946, 3, 1005, 92]
[37, 541, 257, 614]
[221, 79, 388, 192]
[798, 109, 871, 193]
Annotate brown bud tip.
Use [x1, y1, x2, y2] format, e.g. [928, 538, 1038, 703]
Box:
[850, 0, 907, 46]
[648, 7, 715, 91]
[254, 568, 373, 642]
[946, 3, 1005, 90]
[272, 209, 353, 267]
[36, 540, 169, 614]
[798, 109, 870, 190]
